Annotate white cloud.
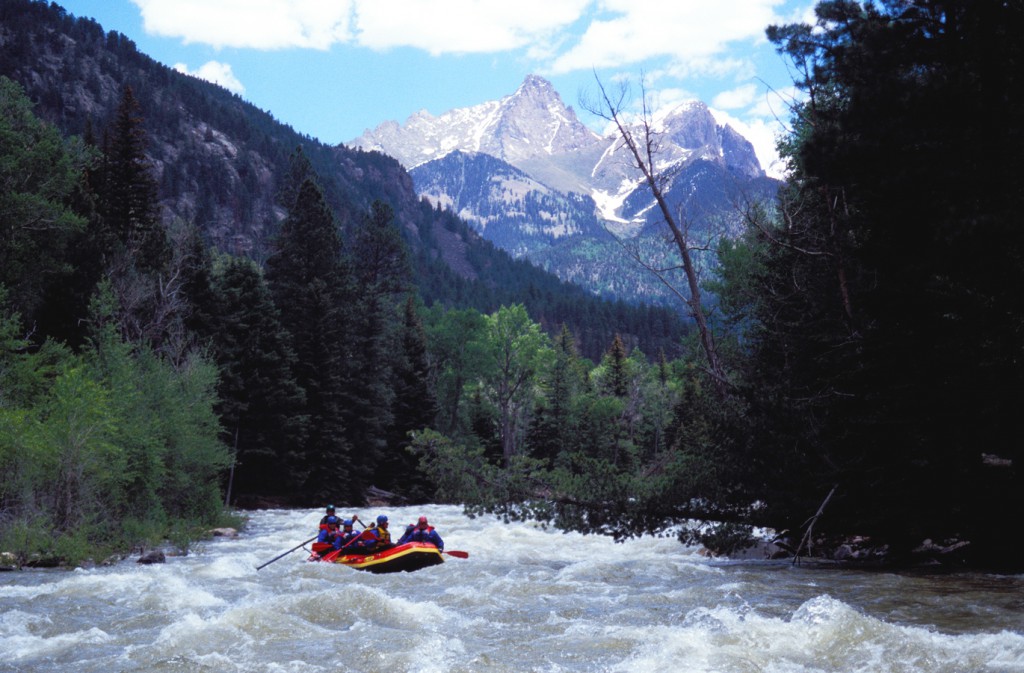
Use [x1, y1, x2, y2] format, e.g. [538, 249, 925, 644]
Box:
[548, 0, 787, 76]
[131, 0, 585, 53]
[174, 60, 246, 94]
[129, 0, 789, 74]
[712, 83, 759, 110]
[354, 1, 590, 55]
[131, 0, 355, 50]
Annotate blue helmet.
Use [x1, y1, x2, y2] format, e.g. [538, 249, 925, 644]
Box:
[342, 519, 354, 527]
[377, 515, 388, 525]
[325, 515, 339, 525]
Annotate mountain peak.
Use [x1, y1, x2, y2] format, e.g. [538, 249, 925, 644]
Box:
[350, 74, 599, 170]
[515, 74, 558, 98]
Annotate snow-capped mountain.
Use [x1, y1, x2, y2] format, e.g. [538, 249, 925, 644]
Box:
[352, 75, 599, 171]
[349, 75, 778, 306]
[408, 150, 612, 258]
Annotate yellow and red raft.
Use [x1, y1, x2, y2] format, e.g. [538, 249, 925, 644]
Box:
[307, 541, 444, 574]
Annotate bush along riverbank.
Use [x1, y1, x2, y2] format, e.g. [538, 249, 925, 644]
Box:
[0, 511, 247, 571]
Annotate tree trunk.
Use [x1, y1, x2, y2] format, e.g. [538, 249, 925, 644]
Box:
[587, 76, 726, 392]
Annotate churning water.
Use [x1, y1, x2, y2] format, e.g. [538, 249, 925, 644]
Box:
[2, 505, 1023, 672]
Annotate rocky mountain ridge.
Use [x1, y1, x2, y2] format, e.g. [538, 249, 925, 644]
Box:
[354, 75, 598, 171]
[353, 75, 765, 221]
[352, 75, 777, 306]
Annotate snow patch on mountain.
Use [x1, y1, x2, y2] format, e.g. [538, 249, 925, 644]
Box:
[347, 75, 776, 306]
[352, 74, 599, 171]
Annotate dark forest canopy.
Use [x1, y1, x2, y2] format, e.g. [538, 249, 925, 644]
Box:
[717, 0, 1023, 564]
[1, 0, 1022, 571]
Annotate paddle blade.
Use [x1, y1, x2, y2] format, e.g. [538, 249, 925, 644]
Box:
[444, 550, 469, 558]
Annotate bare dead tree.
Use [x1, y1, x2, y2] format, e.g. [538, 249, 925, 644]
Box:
[792, 484, 837, 564]
[103, 219, 198, 369]
[582, 74, 727, 392]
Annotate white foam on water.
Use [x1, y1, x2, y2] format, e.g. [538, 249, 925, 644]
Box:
[192, 552, 257, 580]
[4, 506, 1023, 673]
[595, 594, 1024, 673]
[0, 609, 111, 664]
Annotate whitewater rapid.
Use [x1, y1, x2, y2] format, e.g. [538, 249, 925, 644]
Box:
[2, 505, 1023, 672]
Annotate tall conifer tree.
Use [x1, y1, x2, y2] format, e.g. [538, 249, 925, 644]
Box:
[528, 324, 585, 466]
[713, 0, 1024, 560]
[0, 77, 86, 340]
[266, 177, 354, 503]
[346, 200, 411, 486]
[97, 85, 167, 273]
[382, 295, 438, 499]
[211, 256, 307, 499]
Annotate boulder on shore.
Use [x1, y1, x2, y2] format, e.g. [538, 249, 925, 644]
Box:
[137, 550, 166, 564]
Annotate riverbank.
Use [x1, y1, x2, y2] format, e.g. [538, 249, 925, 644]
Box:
[0, 511, 247, 572]
[726, 532, 1005, 573]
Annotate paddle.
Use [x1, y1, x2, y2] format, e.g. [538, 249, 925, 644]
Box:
[443, 550, 469, 558]
[256, 534, 318, 570]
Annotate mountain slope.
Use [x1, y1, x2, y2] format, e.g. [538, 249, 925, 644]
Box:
[0, 0, 690, 360]
[409, 150, 613, 256]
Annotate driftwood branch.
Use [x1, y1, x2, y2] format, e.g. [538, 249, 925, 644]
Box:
[792, 484, 837, 564]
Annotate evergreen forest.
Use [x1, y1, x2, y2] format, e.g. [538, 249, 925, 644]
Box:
[1, 0, 1022, 570]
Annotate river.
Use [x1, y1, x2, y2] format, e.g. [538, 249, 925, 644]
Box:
[2, 505, 1023, 673]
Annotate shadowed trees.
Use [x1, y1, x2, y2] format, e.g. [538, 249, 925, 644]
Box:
[265, 177, 354, 503]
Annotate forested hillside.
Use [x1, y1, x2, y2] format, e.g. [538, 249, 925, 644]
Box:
[2, 0, 1022, 571]
[0, 0, 690, 565]
[0, 0, 687, 363]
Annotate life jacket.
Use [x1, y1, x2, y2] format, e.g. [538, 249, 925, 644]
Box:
[341, 529, 376, 551]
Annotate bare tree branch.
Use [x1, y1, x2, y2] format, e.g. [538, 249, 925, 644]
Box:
[582, 72, 728, 392]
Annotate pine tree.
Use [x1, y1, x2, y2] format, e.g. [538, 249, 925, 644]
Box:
[97, 85, 167, 273]
[178, 223, 219, 341]
[210, 256, 307, 499]
[277, 145, 316, 216]
[0, 77, 87, 339]
[725, 0, 1024, 559]
[528, 324, 585, 466]
[382, 295, 439, 499]
[265, 177, 354, 503]
[603, 334, 629, 398]
[345, 200, 411, 486]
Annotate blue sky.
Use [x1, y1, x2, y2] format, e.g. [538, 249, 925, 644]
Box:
[56, 0, 815, 177]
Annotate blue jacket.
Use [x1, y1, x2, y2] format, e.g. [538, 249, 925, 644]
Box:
[398, 525, 443, 551]
[337, 529, 360, 547]
[340, 528, 385, 553]
[317, 528, 344, 550]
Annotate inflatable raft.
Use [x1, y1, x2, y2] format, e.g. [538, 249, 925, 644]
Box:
[308, 541, 444, 573]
